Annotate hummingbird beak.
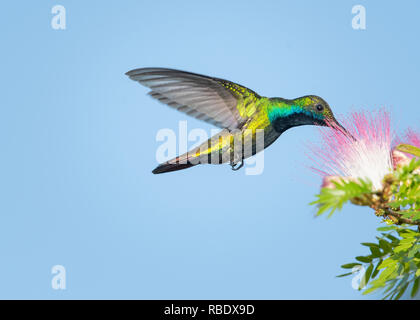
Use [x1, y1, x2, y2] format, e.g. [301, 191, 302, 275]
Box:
[332, 119, 356, 141]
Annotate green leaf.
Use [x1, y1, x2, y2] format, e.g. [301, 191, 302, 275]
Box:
[369, 246, 382, 258]
[363, 285, 380, 295]
[336, 272, 354, 278]
[360, 264, 374, 290]
[341, 263, 362, 269]
[383, 234, 399, 244]
[378, 258, 396, 270]
[361, 242, 380, 248]
[396, 144, 420, 158]
[394, 282, 409, 300]
[411, 277, 420, 298]
[356, 256, 372, 263]
[379, 239, 392, 253]
[380, 263, 399, 282]
[377, 226, 399, 232]
[371, 259, 382, 279]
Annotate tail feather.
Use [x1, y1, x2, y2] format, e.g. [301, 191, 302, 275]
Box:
[152, 161, 197, 174]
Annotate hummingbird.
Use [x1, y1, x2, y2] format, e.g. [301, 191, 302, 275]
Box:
[126, 68, 346, 174]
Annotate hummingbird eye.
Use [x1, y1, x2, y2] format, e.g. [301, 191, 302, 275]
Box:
[316, 104, 324, 112]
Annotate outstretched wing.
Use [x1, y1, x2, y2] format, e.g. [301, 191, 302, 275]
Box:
[125, 67, 261, 130]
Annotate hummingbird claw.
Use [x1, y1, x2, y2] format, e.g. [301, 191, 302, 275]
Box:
[231, 161, 244, 171]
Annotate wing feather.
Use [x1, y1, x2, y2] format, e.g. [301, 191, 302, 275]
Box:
[125, 68, 261, 129]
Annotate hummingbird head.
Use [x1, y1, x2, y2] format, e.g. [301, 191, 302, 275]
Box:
[295, 95, 334, 125]
[293, 95, 348, 133]
[270, 95, 351, 137]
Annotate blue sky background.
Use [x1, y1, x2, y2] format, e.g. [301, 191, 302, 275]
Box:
[1, 0, 419, 299]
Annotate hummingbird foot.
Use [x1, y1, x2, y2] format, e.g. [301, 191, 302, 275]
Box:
[230, 161, 244, 171]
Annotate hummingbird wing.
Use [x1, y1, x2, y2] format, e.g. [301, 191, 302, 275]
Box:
[125, 68, 261, 130]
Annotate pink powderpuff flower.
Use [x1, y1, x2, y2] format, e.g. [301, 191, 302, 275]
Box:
[307, 109, 394, 191]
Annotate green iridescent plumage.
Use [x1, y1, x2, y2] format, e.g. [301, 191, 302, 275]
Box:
[126, 68, 342, 174]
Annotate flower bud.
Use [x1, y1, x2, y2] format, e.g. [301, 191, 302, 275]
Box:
[392, 150, 410, 169]
[321, 176, 341, 189]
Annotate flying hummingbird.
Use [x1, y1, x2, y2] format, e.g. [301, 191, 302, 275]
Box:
[126, 68, 346, 174]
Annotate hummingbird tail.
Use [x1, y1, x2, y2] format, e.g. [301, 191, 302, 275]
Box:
[152, 158, 197, 174]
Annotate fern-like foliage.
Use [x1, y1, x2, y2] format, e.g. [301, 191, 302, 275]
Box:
[339, 226, 420, 299]
[311, 146, 420, 300]
[310, 178, 372, 217]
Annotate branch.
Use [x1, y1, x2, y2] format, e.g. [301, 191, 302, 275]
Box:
[382, 207, 420, 226]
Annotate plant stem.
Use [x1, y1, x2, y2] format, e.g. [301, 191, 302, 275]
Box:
[382, 208, 420, 226]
